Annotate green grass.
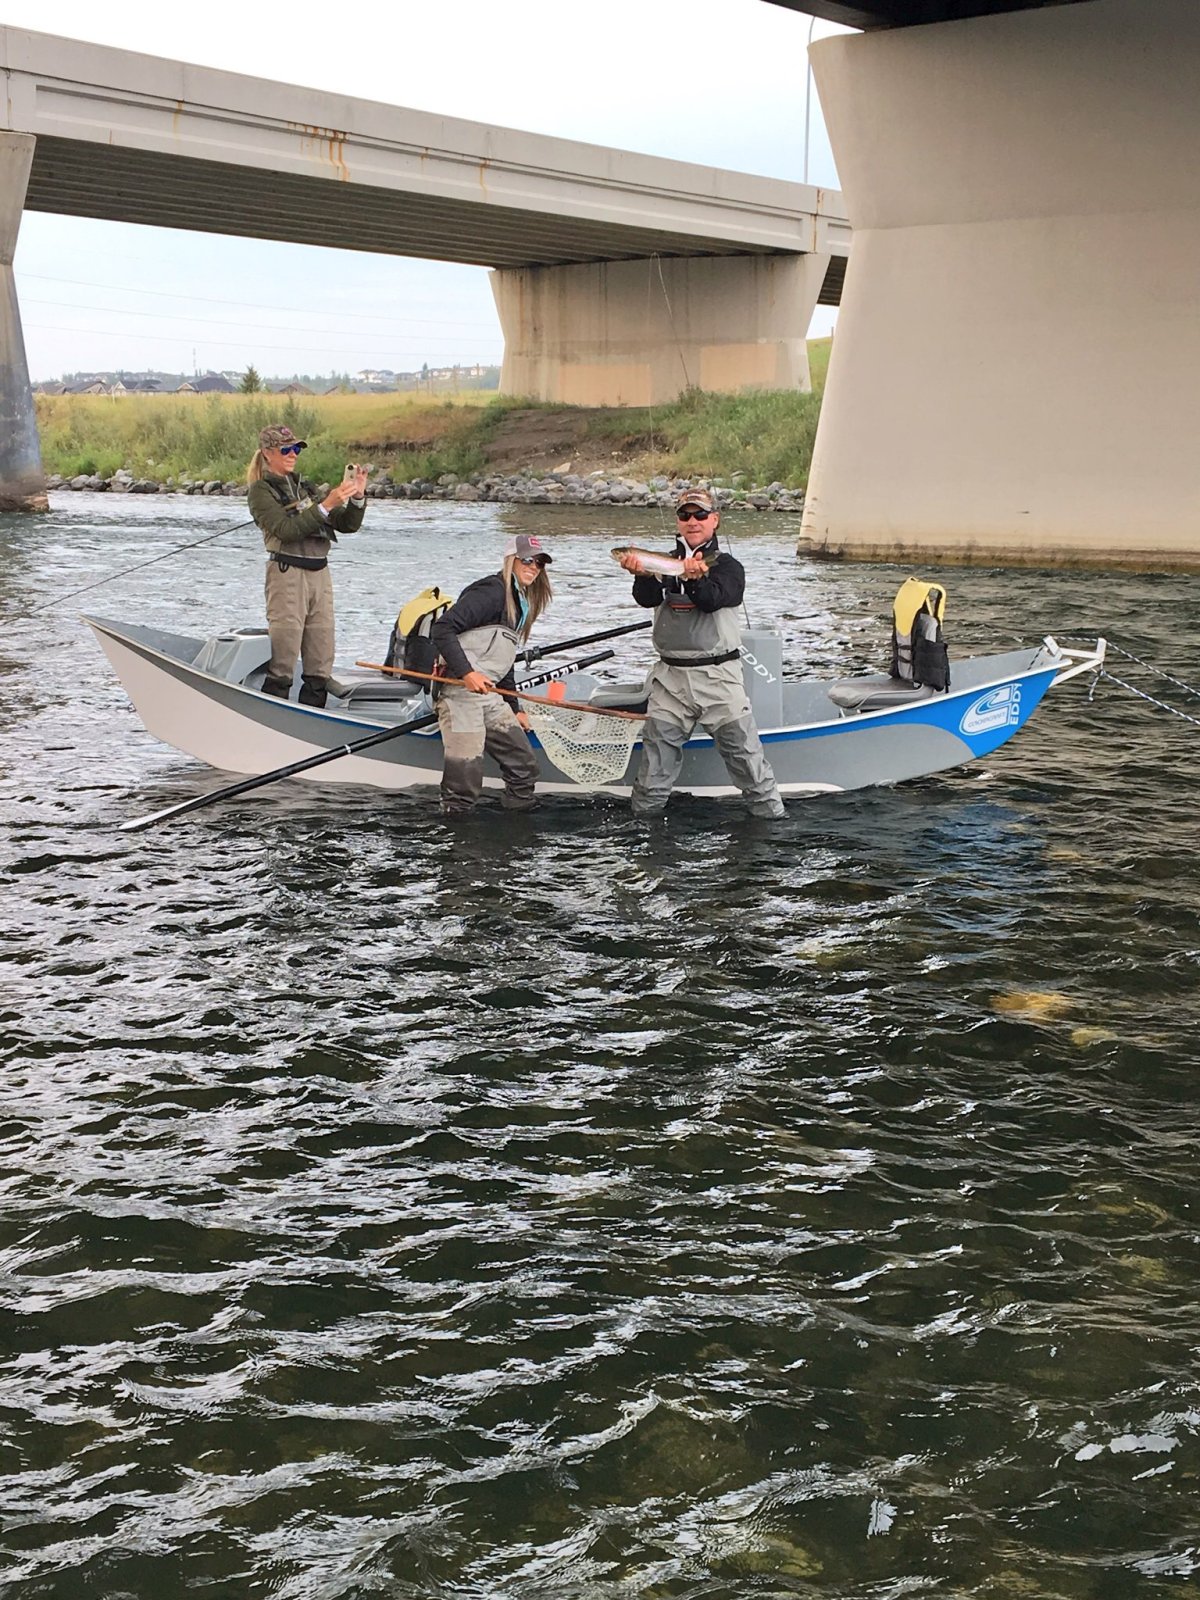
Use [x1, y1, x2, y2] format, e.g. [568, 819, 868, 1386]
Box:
[36, 338, 835, 488]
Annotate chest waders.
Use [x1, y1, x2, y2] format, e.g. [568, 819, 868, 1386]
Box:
[633, 567, 784, 818]
[259, 477, 336, 705]
[435, 619, 540, 815]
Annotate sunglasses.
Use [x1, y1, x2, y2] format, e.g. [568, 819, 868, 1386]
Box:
[515, 554, 547, 566]
[676, 507, 712, 522]
[279, 442, 305, 456]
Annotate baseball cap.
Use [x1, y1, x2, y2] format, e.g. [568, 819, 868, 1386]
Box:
[504, 534, 552, 565]
[259, 424, 307, 450]
[674, 486, 715, 512]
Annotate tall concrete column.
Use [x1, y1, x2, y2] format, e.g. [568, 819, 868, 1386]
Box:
[0, 133, 46, 513]
[801, 0, 1200, 567]
[492, 252, 829, 406]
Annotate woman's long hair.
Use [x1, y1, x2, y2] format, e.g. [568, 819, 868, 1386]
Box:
[246, 448, 269, 485]
[502, 554, 552, 640]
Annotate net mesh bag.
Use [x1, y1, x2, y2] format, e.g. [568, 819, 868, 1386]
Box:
[523, 699, 644, 788]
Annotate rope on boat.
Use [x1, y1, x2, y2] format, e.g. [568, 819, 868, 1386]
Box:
[1089, 669, 1200, 729]
[1038, 634, 1200, 728]
[1060, 636, 1200, 702]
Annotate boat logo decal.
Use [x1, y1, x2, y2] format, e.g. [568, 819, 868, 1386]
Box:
[738, 645, 777, 684]
[960, 683, 1022, 737]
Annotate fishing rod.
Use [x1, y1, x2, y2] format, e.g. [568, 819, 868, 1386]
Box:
[120, 649, 616, 835]
[357, 663, 646, 721]
[517, 617, 651, 664]
[23, 516, 258, 617]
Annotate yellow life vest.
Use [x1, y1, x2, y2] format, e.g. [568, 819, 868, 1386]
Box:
[384, 586, 456, 673]
[891, 578, 950, 690]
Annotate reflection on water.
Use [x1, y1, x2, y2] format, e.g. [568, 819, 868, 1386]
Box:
[1, 497, 1199, 1597]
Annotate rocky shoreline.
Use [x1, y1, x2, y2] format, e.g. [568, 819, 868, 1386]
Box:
[45, 466, 806, 513]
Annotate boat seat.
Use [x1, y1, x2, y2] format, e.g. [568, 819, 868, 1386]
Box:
[327, 670, 425, 705]
[590, 679, 650, 714]
[828, 675, 938, 714]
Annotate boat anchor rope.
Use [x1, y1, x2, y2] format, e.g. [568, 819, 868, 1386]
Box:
[1056, 635, 1200, 729]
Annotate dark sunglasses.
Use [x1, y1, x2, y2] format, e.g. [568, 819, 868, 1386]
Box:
[279, 442, 305, 456]
[676, 507, 712, 522]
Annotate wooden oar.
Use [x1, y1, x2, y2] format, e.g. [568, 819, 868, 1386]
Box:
[120, 652, 614, 834]
[356, 662, 646, 721]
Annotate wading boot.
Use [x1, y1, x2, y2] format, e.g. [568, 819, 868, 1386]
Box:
[441, 755, 485, 814]
[298, 675, 328, 708]
[261, 674, 292, 699]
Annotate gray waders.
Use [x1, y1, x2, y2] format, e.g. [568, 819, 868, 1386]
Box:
[631, 659, 784, 818]
[437, 688, 540, 814]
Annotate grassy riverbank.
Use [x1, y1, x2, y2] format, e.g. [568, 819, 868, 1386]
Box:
[36, 338, 831, 489]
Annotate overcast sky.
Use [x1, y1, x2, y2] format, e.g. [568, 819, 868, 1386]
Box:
[5, 0, 850, 380]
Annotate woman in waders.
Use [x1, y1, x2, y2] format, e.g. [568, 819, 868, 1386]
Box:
[429, 534, 553, 814]
[246, 424, 368, 707]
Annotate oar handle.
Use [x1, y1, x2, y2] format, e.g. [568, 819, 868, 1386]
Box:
[120, 709, 438, 833]
[518, 617, 652, 664]
[355, 662, 646, 721]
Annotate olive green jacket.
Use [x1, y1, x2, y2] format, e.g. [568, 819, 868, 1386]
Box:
[248, 472, 366, 559]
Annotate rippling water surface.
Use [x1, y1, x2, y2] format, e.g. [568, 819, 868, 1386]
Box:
[2, 497, 1199, 1598]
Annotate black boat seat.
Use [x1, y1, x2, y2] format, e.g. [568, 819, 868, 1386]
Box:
[828, 675, 937, 714]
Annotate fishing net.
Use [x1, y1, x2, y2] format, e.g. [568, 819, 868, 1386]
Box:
[522, 699, 644, 787]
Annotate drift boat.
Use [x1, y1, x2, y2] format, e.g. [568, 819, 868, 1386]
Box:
[85, 614, 1105, 799]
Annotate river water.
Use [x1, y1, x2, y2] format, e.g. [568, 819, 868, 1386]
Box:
[2, 496, 1198, 1599]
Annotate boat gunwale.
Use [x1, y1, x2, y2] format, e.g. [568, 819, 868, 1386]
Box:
[84, 614, 1083, 752]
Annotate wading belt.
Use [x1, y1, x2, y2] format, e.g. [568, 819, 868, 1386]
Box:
[657, 648, 741, 668]
[269, 553, 328, 573]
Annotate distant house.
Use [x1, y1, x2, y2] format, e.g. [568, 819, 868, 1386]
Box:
[67, 379, 109, 395]
[269, 381, 313, 396]
[34, 382, 68, 395]
[355, 368, 396, 385]
[182, 371, 238, 394]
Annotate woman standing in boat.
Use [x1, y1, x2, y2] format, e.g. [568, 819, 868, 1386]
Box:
[429, 534, 553, 814]
[246, 424, 368, 707]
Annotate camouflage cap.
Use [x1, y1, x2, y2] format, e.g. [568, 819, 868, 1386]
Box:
[259, 424, 307, 451]
[674, 485, 715, 512]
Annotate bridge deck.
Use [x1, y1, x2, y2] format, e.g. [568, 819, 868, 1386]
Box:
[2, 26, 848, 277]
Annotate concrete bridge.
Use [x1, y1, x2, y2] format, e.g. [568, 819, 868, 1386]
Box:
[0, 24, 848, 511]
[770, 0, 1200, 567]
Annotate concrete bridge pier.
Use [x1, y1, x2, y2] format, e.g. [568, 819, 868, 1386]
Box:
[0, 134, 46, 514]
[801, 0, 1200, 567]
[492, 252, 830, 407]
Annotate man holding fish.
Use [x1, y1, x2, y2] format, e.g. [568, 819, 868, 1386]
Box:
[614, 488, 785, 818]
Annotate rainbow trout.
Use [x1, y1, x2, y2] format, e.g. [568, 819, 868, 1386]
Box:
[610, 545, 717, 576]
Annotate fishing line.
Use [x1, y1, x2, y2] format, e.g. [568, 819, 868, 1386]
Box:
[655, 254, 692, 394]
[647, 257, 754, 629]
[21, 516, 257, 616]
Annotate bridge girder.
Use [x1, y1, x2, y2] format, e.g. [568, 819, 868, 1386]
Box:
[764, 0, 1093, 31]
